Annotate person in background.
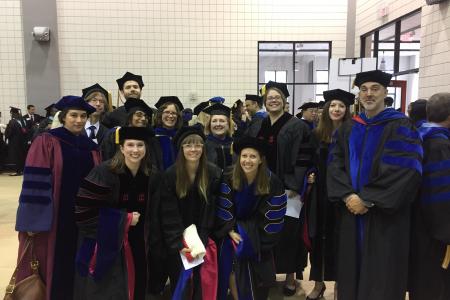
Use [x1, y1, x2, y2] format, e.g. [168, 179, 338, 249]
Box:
[5, 107, 28, 176]
[306, 89, 354, 300]
[153, 96, 184, 170]
[255, 81, 311, 297]
[384, 96, 394, 108]
[102, 72, 144, 128]
[316, 101, 325, 124]
[192, 101, 211, 132]
[182, 108, 194, 126]
[327, 70, 422, 300]
[33, 103, 58, 139]
[82, 83, 110, 144]
[204, 103, 235, 171]
[154, 126, 222, 298]
[244, 94, 267, 137]
[23, 104, 43, 130]
[74, 126, 159, 300]
[215, 136, 287, 300]
[231, 99, 246, 138]
[297, 102, 319, 130]
[408, 99, 428, 128]
[14, 96, 100, 299]
[409, 93, 450, 300]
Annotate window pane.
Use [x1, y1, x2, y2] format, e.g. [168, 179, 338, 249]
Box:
[276, 71, 287, 83]
[400, 12, 420, 72]
[378, 51, 394, 73]
[259, 43, 293, 50]
[265, 71, 275, 82]
[294, 51, 329, 83]
[293, 84, 328, 113]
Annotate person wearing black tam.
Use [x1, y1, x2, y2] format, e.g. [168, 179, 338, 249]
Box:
[384, 97, 394, 108]
[82, 83, 110, 144]
[14, 95, 101, 299]
[153, 96, 184, 171]
[203, 103, 235, 170]
[327, 69, 422, 300]
[102, 72, 145, 128]
[231, 99, 246, 139]
[146, 125, 221, 297]
[32, 103, 59, 139]
[297, 102, 319, 129]
[251, 81, 311, 296]
[244, 94, 267, 137]
[192, 101, 211, 132]
[305, 89, 354, 299]
[215, 135, 287, 300]
[407, 99, 428, 128]
[74, 125, 159, 300]
[5, 106, 28, 176]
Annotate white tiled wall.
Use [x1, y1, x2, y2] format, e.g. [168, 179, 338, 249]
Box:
[0, 0, 26, 124]
[354, 0, 450, 99]
[56, 0, 348, 108]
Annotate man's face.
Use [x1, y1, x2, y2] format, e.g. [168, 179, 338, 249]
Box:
[302, 108, 317, 122]
[87, 94, 106, 115]
[245, 100, 258, 116]
[359, 82, 387, 116]
[121, 80, 141, 99]
[265, 89, 284, 114]
[28, 106, 36, 115]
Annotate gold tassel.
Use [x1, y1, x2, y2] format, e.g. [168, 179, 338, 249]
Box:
[115, 127, 121, 144]
[442, 245, 450, 269]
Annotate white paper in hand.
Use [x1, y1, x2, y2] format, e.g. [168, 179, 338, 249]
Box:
[285, 190, 303, 219]
[180, 224, 206, 270]
[180, 252, 204, 270]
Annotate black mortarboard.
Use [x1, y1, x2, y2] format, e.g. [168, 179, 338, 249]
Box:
[354, 70, 392, 88]
[245, 94, 263, 105]
[323, 89, 355, 106]
[172, 125, 206, 149]
[82, 83, 108, 100]
[202, 103, 231, 116]
[298, 102, 319, 110]
[118, 126, 153, 142]
[384, 97, 394, 107]
[193, 101, 210, 115]
[44, 103, 56, 111]
[55, 95, 96, 114]
[265, 81, 290, 98]
[318, 101, 325, 108]
[124, 99, 153, 118]
[233, 136, 268, 157]
[116, 72, 144, 90]
[155, 96, 184, 110]
[10, 107, 21, 114]
[209, 96, 225, 104]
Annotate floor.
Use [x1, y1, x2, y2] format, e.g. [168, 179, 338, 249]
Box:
[0, 173, 335, 299]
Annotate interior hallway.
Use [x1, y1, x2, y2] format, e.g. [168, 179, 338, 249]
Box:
[0, 173, 335, 299]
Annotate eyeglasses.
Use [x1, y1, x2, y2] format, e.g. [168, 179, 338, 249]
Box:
[182, 144, 203, 150]
[134, 112, 148, 118]
[266, 95, 282, 101]
[163, 111, 177, 116]
[89, 98, 105, 104]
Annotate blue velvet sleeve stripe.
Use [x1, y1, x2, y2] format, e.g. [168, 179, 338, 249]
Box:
[220, 183, 231, 194]
[397, 126, 419, 140]
[423, 176, 450, 187]
[421, 191, 450, 204]
[218, 196, 233, 209]
[381, 155, 422, 174]
[264, 220, 284, 233]
[385, 140, 423, 158]
[23, 166, 51, 175]
[20, 195, 52, 204]
[22, 181, 52, 189]
[265, 206, 287, 220]
[268, 193, 287, 207]
[216, 207, 233, 221]
[423, 160, 450, 174]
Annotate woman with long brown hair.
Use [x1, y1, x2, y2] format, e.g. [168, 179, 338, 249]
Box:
[306, 89, 354, 300]
[73, 126, 159, 300]
[215, 136, 287, 300]
[153, 125, 222, 298]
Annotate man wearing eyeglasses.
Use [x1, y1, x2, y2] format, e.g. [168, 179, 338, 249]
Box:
[82, 83, 109, 144]
[327, 70, 422, 300]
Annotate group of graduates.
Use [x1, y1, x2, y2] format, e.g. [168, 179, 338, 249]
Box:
[11, 69, 450, 300]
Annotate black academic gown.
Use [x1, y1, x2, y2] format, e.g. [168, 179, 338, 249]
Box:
[205, 135, 234, 171]
[307, 133, 338, 281]
[256, 113, 311, 277]
[146, 163, 222, 297]
[102, 106, 127, 128]
[5, 118, 28, 172]
[409, 124, 450, 300]
[74, 161, 159, 300]
[327, 109, 422, 300]
[215, 172, 287, 300]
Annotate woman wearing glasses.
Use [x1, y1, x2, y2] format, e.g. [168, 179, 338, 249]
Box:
[147, 126, 222, 298]
[153, 96, 184, 170]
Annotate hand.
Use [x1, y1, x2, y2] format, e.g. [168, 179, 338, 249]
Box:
[307, 173, 316, 184]
[345, 194, 368, 215]
[131, 212, 140, 226]
[287, 190, 298, 198]
[181, 247, 193, 257]
[229, 230, 242, 244]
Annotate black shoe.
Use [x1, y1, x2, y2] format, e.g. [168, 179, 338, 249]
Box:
[283, 283, 297, 297]
[306, 284, 326, 300]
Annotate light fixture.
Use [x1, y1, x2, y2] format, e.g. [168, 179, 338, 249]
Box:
[379, 51, 386, 71]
